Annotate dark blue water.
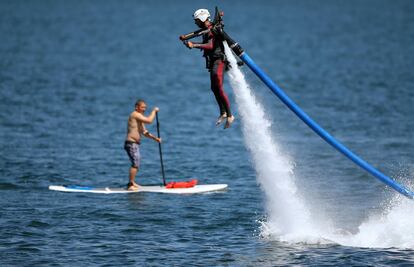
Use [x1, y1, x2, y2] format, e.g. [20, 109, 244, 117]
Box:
[1, 0, 413, 265]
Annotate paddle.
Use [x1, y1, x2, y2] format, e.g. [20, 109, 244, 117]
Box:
[156, 113, 166, 186]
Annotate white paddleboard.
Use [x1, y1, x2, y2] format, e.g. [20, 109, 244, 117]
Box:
[49, 184, 228, 194]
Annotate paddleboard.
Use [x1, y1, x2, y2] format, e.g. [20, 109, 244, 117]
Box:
[48, 184, 228, 194]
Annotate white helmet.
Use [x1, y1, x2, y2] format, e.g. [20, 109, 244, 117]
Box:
[193, 9, 210, 22]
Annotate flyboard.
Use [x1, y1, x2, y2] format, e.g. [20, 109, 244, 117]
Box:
[49, 114, 228, 195]
[179, 7, 414, 199]
[48, 184, 228, 194]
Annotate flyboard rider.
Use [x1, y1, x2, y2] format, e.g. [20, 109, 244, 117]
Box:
[180, 8, 235, 129]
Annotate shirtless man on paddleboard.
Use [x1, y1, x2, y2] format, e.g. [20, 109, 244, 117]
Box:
[125, 99, 161, 190]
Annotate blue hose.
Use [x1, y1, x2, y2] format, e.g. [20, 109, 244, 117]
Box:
[240, 52, 414, 199]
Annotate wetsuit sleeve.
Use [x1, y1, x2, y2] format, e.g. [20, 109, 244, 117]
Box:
[192, 32, 214, 50]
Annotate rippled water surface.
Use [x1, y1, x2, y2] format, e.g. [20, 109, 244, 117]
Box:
[1, 0, 413, 266]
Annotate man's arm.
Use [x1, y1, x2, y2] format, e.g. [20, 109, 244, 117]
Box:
[186, 32, 214, 50]
[189, 37, 214, 50]
[134, 108, 159, 124]
[142, 125, 161, 143]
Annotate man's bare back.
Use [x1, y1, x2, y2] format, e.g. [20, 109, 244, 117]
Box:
[126, 111, 146, 143]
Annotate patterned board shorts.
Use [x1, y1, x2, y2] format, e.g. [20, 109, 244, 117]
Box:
[124, 141, 141, 168]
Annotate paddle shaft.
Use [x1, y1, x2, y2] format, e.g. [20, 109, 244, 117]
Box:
[156, 113, 166, 186]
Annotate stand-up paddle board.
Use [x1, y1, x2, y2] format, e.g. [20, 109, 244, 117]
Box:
[49, 184, 228, 194]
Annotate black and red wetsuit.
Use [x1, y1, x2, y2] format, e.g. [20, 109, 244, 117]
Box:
[192, 26, 232, 118]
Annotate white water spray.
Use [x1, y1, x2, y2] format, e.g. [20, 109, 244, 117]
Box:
[224, 43, 414, 248]
[224, 43, 323, 242]
[333, 197, 414, 248]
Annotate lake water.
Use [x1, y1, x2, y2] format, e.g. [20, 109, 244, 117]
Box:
[1, 0, 413, 266]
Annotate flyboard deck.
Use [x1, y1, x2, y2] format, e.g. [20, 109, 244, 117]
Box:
[49, 184, 228, 194]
